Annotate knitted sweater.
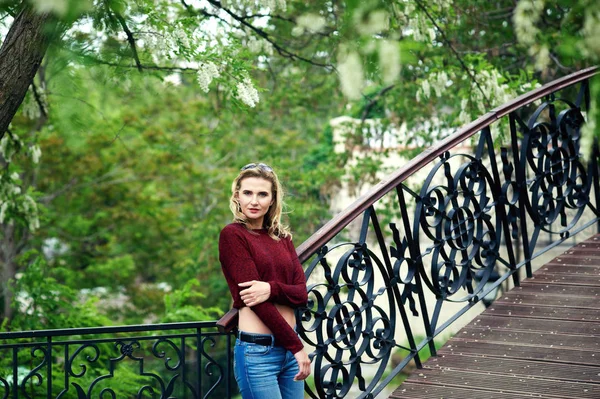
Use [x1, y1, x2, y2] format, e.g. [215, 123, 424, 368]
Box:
[218, 223, 308, 354]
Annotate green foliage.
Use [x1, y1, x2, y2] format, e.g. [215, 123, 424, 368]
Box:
[9, 250, 111, 331]
[162, 279, 221, 323]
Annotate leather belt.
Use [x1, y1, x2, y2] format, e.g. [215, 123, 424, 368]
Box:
[238, 332, 274, 346]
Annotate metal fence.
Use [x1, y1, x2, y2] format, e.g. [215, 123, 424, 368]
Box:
[0, 322, 233, 398]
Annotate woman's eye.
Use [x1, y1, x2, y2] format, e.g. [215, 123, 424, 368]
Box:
[259, 193, 268, 197]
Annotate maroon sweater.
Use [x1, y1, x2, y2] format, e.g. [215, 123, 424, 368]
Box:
[219, 223, 308, 354]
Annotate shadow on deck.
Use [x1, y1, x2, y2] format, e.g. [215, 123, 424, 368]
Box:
[390, 235, 600, 399]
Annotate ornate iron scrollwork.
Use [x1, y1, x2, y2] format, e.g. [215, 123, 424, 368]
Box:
[300, 238, 397, 399]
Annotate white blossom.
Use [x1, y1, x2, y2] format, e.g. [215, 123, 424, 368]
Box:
[355, 9, 389, 35]
[265, 0, 287, 12]
[513, 0, 544, 46]
[582, 10, 600, 60]
[534, 45, 550, 71]
[0, 133, 22, 164]
[236, 78, 260, 107]
[247, 37, 273, 55]
[0, 202, 8, 224]
[33, 0, 68, 16]
[30, 145, 42, 164]
[296, 13, 327, 34]
[379, 40, 401, 84]
[10, 172, 19, 181]
[196, 62, 220, 93]
[421, 80, 431, 99]
[337, 50, 364, 100]
[428, 28, 436, 42]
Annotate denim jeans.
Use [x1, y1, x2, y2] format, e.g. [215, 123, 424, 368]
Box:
[234, 332, 304, 399]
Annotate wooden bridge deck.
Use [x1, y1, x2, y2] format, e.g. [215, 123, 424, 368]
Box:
[389, 235, 600, 399]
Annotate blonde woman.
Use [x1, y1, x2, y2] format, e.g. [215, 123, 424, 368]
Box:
[219, 163, 310, 398]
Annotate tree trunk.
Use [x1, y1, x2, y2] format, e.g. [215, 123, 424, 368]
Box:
[0, 6, 53, 137]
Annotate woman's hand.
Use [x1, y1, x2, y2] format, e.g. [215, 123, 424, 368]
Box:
[238, 280, 271, 307]
[293, 349, 311, 381]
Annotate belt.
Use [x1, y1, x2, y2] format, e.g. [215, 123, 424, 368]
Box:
[238, 331, 274, 346]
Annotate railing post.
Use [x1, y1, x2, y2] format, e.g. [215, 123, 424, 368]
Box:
[47, 337, 52, 399]
[593, 138, 600, 235]
[12, 346, 17, 399]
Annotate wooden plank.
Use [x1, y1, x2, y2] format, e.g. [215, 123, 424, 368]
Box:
[423, 354, 600, 383]
[486, 303, 600, 321]
[544, 255, 600, 265]
[538, 263, 600, 274]
[527, 272, 600, 286]
[437, 340, 600, 366]
[402, 369, 600, 398]
[469, 315, 600, 336]
[494, 293, 599, 308]
[510, 283, 599, 297]
[391, 382, 537, 399]
[454, 326, 600, 349]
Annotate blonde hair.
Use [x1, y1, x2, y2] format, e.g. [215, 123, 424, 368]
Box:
[229, 165, 291, 240]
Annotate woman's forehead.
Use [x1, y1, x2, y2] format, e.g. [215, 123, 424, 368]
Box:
[239, 176, 273, 191]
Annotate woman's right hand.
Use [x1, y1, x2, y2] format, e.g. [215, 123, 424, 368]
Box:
[293, 349, 311, 381]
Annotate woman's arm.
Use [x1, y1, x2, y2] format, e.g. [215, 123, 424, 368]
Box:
[268, 237, 308, 306]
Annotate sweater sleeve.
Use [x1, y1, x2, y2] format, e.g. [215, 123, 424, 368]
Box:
[268, 237, 309, 307]
[219, 226, 304, 354]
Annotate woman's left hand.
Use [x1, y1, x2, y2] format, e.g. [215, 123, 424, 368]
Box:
[238, 280, 271, 307]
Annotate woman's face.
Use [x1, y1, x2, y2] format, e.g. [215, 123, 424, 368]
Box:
[236, 177, 274, 229]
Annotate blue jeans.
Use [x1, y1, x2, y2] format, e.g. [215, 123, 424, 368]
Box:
[234, 332, 304, 399]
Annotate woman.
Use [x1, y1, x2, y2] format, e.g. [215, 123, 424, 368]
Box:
[219, 163, 311, 399]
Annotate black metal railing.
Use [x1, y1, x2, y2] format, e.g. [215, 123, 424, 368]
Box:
[1, 67, 598, 399]
[293, 66, 600, 398]
[0, 322, 233, 399]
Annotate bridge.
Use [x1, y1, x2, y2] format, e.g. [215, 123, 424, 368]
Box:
[1, 67, 599, 398]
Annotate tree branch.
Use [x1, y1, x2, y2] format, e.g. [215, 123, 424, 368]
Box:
[113, 11, 143, 73]
[361, 85, 395, 122]
[205, 0, 333, 69]
[30, 80, 47, 119]
[413, 0, 491, 108]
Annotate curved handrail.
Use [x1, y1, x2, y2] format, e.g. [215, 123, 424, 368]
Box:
[296, 66, 599, 263]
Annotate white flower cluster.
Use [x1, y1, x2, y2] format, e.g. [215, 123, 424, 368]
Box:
[513, 0, 544, 46]
[354, 9, 389, 36]
[247, 36, 273, 55]
[0, 134, 22, 163]
[33, 0, 68, 16]
[30, 145, 42, 164]
[196, 62, 220, 93]
[0, 173, 40, 230]
[292, 13, 327, 36]
[236, 78, 260, 107]
[265, 0, 287, 12]
[513, 0, 552, 71]
[582, 9, 600, 60]
[173, 27, 191, 49]
[337, 50, 364, 100]
[379, 40, 401, 84]
[416, 71, 452, 102]
[456, 69, 516, 126]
